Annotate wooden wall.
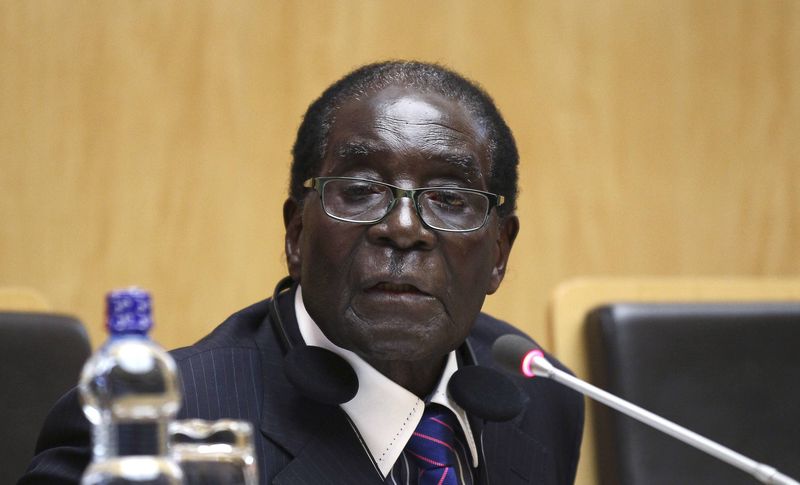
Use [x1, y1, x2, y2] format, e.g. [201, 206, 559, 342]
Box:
[2, 0, 798, 362]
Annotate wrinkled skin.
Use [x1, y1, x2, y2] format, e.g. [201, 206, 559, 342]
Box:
[284, 85, 518, 396]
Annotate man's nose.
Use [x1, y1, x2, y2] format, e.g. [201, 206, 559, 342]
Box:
[367, 197, 437, 250]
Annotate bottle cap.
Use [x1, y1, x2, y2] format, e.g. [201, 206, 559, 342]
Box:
[106, 287, 153, 334]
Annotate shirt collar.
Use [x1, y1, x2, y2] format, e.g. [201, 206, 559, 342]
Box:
[294, 285, 479, 478]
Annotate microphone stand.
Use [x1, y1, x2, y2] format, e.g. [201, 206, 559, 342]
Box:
[526, 350, 799, 485]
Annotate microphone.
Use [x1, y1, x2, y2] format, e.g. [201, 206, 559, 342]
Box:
[284, 345, 359, 405]
[491, 334, 800, 485]
[448, 365, 524, 422]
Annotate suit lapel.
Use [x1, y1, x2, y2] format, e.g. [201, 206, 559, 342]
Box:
[272, 408, 385, 484]
[253, 287, 317, 455]
[478, 419, 550, 485]
[254, 287, 385, 484]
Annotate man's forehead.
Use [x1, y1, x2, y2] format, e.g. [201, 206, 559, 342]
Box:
[343, 85, 479, 126]
[377, 92, 449, 123]
[331, 138, 483, 182]
[323, 86, 490, 181]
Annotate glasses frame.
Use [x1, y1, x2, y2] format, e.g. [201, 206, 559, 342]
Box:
[303, 176, 506, 233]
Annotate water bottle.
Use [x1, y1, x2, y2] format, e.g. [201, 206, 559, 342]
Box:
[78, 287, 184, 484]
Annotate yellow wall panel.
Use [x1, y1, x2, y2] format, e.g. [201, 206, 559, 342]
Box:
[2, 0, 798, 372]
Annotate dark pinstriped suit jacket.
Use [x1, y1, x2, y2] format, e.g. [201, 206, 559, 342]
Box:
[19, 285, 583, 485]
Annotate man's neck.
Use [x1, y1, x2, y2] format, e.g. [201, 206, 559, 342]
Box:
[367, 355, 448, 398]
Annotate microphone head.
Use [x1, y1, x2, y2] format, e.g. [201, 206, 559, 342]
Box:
[284, 345, 359, 405]
[448, 365, 524, 422]
[492, 334, 540, 376]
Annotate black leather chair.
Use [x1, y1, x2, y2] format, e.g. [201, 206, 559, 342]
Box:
[0, 312, 91, 483]
[586, 303, 800, 485]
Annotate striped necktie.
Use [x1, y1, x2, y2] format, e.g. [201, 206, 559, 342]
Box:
[404, 405, 463, 485]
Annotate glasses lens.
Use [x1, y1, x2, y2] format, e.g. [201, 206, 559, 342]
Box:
[419, 189, 490, 231]
[322, 179, 392, 222]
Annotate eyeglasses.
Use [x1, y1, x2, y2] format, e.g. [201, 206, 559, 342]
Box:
[303, 176, 506, 233]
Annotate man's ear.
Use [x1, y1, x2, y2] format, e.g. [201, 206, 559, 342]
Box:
[487, 215, 519, 295]
[283, 198, 303, 282]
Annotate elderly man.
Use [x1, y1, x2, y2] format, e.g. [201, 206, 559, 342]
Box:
[21, 61, 583, 485]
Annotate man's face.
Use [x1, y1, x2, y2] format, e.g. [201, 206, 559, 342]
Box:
[284, 85, 517, 366]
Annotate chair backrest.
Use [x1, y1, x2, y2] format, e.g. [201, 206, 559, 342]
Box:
[586, 302, 800, 485]
[0, 312, 91, 482]
[547, 277, 800, 485]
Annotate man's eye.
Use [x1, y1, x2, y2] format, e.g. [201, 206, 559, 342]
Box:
[428, 190, 467, 208]
[341, 183, 382, 199]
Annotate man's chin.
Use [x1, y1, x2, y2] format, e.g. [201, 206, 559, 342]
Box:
[342, 309, 453, 360]
[351, 340, 446, 365]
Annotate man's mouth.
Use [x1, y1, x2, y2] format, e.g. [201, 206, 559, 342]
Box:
[366, 282, 431, 296]
[352, 279, 442, 321]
